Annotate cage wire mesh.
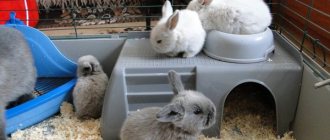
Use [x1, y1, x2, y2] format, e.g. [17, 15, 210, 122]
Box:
[269, 0, 330, 77]
[32, 0, 189, 38]
[0, 0, 329, 75]
[1, 1, 327, 139]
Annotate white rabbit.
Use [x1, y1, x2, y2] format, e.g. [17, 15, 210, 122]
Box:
[150, 0, 206, 58]
[72, 55, 108, 120]
[187, 0, 272, 34]
[120, 70, 216, 140]
[0, 26, 36, 139]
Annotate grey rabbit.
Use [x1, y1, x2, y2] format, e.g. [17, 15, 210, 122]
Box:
[6, 93, 35, 109]
[0, 26, 37, 140]
[120, 70, 216, 140]
[72, 55, 108, 120]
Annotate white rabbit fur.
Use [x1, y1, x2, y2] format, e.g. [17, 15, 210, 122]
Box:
[0, 26, 36, 139]
[120, 70, 216, 140]
[72, 55, 108, 120]
[187, 0, 272, 34]
[150, 0, 206, 58]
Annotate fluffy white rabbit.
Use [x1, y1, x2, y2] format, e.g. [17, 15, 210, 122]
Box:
[150, 0, 206, 57]
[0, 26, 36, 140]
[120, 70, 216, 140]
[187, 0, 272, 34]
[72, 55, 108, 120]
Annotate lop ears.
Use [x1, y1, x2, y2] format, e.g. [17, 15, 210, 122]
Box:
[166, 10, 179, 30]
[156, 102, 184, 122]
[162, 0, 173, 18]
[198, 0, 213, 5]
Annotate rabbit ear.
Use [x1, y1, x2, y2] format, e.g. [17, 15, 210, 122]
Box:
[168, 70, 185, 95]
[156, 102, 184, 122]
[198, 0, 212, 5]
[166, 10, 179, 30]
[162, 0, 173, 18]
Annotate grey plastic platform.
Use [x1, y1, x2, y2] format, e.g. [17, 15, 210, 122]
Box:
[101, 32, 303, 139]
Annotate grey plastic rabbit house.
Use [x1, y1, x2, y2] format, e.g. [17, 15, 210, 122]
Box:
[101, 31, 303, 139]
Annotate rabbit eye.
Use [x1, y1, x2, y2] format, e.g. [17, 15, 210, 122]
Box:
[194, 109, 203, 115]
[157, 40, 162, 44]
[169, 111, 178, 116]
[83, 67, 90, 72]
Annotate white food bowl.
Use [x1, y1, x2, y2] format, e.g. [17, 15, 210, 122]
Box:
[203, 28, 274, 63]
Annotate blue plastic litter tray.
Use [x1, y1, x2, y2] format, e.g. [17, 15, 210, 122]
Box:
[4, 13, 77, 135]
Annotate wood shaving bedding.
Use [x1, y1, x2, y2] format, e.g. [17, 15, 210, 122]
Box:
[10, 102, 101, 140]
[10, 88, 295, 140]
[215, 83, 295, 140]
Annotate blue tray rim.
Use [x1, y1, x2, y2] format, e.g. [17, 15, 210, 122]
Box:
[5, 78, 77, 118]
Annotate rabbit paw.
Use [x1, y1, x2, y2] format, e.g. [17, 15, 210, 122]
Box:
[183, 52, 196, 58]
[166, 52, 178, 57]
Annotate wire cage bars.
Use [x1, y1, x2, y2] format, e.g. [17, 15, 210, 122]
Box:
[269, 0, 329, 77]
[0, 0, 329, 75]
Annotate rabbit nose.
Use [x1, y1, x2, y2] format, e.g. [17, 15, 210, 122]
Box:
[82, 63, 92, 74]
[82, 62, 91, 68]
[83, 65, 91, 72]
[83, 67, 89, 72]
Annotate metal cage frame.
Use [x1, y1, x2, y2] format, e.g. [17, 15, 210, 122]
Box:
[0, 0, 329, 77]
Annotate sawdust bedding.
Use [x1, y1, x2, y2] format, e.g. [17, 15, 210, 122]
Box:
[9, 87, 295, 140]
[10, 102, 102, 140]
